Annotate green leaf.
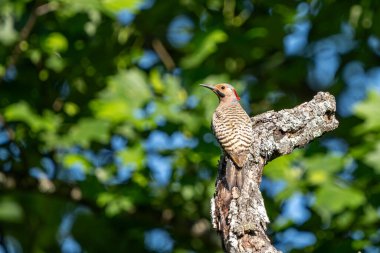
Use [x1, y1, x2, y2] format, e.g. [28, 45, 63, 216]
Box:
[91, 99, 130, 123]
[0, 198, 23, 222]
[181, 30, 228, 68]
[0, 14, 18, 45]
[335, 211, 355, 229]
[314, 183, 365, 222]
[97, 193, 135, 216]
[67, 118, 111, 147]
[264, 150, 303, 180]
[364, 142, 380, 174]
[246, 27, 269, 39]
[352, 240, 371, 250]
[4, 101, 61, 133]
[101, 0, 141, 13]
[360, 205, 379, 226]
[60, 0, 102, 13]
[149, 69, 165, 94]
[91, 69, 152, 123]
[63, 153, 92, 172]
[305, 154, 344, 185]
[117, 144, 144, 169]
[353, 91, 380, 134]
[97, 192, 114, 206]
[46, 54, 66, 72]
[64, 102, 80, 116]
[43, 32, 68, 53]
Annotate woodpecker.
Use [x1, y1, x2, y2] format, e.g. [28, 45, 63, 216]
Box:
[201, 83, 253, 190]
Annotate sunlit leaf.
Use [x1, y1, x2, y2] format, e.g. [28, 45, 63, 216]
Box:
[364, 142, 380, 174]
[4, 101, 61, 133]
[181, 30, 228, 68]
[101, 0, 141, 13]
[181, 185, 195, 200]
[59, 0, 102, 13]
[0, 14, 18, 45]
[0, 198, 23, 222]
[353, 91, 380, 134]
[43, 32, 68, 53]
[97, 193, 135, 216]
[150, 69, 165, 94]
[132, 172, 148, 187]
[117, 144, 144, 169]
[46, 54, 66, 72]
[91, 99, 130, 123]
[63, 153, 92, 172]
[314, 183, 365, 222]
[67, 118, 111, 147]
[264, 150, 303, 180]
[91, 69, 152, 123]
[64, 102, 80, 116]
[360, 205, 379, 226]
[305, 154, 344, 185]
[335, 211, 355, 229]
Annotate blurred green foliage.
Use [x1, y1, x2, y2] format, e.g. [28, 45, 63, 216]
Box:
[1, 0, 380, 252]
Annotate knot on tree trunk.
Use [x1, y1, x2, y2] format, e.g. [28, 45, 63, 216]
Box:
[211, 92, 339, 253]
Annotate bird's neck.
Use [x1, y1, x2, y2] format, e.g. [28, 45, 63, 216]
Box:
[219, 97, 240, 106]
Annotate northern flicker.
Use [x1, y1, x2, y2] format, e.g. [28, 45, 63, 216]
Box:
[201, 83, 253, 190]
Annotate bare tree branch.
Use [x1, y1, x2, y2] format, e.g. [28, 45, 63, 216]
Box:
[152, 39, 176, 70]
[211, 92, 339, 253]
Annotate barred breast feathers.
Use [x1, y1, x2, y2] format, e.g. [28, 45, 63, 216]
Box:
[212, 102, 253, 168]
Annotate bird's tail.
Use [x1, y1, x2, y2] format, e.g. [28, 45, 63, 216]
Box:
[225, 158, 243, 191]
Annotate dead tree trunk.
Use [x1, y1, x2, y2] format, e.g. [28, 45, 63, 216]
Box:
[211, 92, 339, 253]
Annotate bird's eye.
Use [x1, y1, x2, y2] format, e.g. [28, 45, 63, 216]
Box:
[221, 86, 225, 89]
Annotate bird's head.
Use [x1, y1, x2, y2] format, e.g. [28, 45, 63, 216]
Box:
[200, 83, 240, 103]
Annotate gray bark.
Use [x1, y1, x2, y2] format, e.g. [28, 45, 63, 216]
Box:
[211, 92, 339, 253]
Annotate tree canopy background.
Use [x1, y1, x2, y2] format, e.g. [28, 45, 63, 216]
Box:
[1, 0, 380, 252]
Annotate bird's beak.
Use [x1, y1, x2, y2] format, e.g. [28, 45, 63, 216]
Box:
[200, 83, 225, 98]
[199, 84, 215, 91]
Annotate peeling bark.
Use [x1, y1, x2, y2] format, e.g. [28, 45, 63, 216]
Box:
[211, 92, 339, 253]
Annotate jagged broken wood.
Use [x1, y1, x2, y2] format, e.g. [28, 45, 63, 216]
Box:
[210, 92, 339, 253]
